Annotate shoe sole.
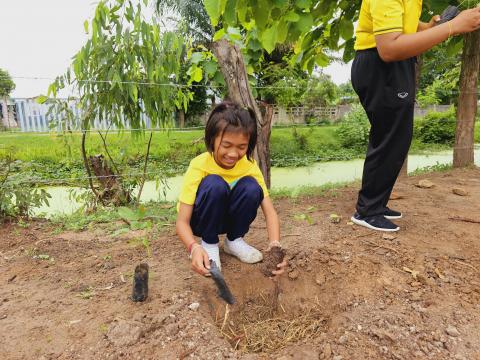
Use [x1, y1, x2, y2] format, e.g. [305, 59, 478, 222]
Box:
[223, 246, 263, 263]
[351, 216, 400, 232]
[385, 214, 402, 220]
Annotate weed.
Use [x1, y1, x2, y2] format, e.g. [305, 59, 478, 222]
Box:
[78, 288, 95, 300]
[99, 324, 109, 334]
[294, 213, 315, 225]
[410, 162, 453, 176]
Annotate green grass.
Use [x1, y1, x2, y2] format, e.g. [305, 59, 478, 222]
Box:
[49, 200, 176, 232]
[1, 122, 478, 185]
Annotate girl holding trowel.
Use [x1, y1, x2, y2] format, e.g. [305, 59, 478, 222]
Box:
[350, 1, 480, 232]
[176, 101, 287, 277]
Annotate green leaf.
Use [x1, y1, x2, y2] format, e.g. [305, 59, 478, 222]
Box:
[295, 13, 313, 33]
[260, 25, 278, 53]
[339, 19, 354, 40]
[446, 37, 463, 57]
[248, 38, 263, 51]
[192, 67, 203, 82]
[314, 52, 330, 67]
[237, 0, 248, 24]
[131, 85, 138, 102]
[284, 11, 300, 22]
[204, 0, 227, 27]
[224, 0, 237, 24]
[84, 20, 89, 34]
[213, 28, 227, 41]
[226, 26, 242, 41]
[190, 52, 203, 65]
[295, 0, 311, 9]
[342, 38, 356, 62]
[36, 95, 49, 104]
[254, 0, 271, 30]
[118, 207, 140, 222]
[203, 61, 218, 77]
[273, 0, 288, 7]
[277, 20, 289, 44]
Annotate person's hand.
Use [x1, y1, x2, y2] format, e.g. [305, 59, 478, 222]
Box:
[451, 7, 480, 35]
[190, 244, 211, 276]
[271, 259, 288, 277]
[428, 15, 441, 29]
[266, 241, 288, 277]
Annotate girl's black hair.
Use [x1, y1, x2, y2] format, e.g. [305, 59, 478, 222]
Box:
[204, 101, 258, 161]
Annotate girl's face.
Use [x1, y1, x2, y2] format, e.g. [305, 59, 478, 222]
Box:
[213, 129, 250, 169]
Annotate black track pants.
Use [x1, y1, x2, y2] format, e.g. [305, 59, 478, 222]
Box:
[351, 48, 416, 217]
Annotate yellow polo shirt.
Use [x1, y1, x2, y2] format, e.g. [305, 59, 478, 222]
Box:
[178, 152, 269, 209]
[355, 0, 423, 50]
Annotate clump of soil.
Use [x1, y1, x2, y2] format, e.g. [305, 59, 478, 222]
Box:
[260, 246, 286, 277]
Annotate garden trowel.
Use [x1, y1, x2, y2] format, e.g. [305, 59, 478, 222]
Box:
[209, 260, 235, 305]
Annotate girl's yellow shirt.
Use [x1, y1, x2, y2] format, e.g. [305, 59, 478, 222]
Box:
[355, 0, 423, 50]
[178, 152, 269, 210]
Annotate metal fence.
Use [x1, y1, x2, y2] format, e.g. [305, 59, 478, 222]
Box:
[12, 98, 154, 132]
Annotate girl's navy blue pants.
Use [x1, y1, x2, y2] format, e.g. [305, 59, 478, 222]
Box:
[351, 48, 416, 217]
[190, 175, 264, 244]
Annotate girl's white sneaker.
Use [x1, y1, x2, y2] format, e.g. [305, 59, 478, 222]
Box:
[224, 237, 263, 263]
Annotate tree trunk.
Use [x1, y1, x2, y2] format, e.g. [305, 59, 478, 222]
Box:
[178, 109, 185, 128]
[212, 39, 272, 187]
[89, 154, 131, 205]
[453, 30, 480, 168]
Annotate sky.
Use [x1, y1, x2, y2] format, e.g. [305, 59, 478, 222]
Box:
[0, 0, 352, 98]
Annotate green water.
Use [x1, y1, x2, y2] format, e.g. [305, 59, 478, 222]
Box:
[34, 149, 480, 218]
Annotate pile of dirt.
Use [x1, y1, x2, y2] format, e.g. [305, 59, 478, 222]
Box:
[1, 167, 480, 359]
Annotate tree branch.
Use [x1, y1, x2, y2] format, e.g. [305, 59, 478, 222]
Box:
[81, 129, 103, 205]
[136, 132, 153, 203]
[97, 125, 120, 175]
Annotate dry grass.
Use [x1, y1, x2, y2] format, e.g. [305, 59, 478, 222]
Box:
[216, 292, 327, 353]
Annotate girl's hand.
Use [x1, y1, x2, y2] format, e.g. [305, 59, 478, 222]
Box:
[451, 8, 480, 35]
[271, 259, 288, 276]
[266, 241, 288, 277]
[428, 15, 441, 29]
[190, 244, 211, 276]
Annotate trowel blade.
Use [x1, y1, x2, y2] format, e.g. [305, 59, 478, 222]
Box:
[209, 260, 235, 305]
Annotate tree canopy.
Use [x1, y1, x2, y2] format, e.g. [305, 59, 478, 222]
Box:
[46, 0, 192, 131]
[0, 69, 16, 98]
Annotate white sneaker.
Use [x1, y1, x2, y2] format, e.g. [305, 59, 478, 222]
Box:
[223, 237, 263, 264]
[201, 241, 221, 270]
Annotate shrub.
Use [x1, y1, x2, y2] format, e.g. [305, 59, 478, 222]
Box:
[415, 107, 456, 144]
[305, 115, 330, 126]
[291, 127, 309, 151]
[334, 104, 370, 150]
[1, 157, 51, 220]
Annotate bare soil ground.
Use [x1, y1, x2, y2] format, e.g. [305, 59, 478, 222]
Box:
[1, 168, 480, 360]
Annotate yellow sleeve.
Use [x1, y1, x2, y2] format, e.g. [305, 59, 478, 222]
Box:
[178, 162, 204, 206]
[371, 0, 404, 35]
[250, 161, 269, 198]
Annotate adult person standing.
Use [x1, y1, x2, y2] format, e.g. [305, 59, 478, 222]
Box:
[350, 1, 480, 232]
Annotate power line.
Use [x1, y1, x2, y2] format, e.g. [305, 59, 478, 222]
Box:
[5, 75, 478, 92]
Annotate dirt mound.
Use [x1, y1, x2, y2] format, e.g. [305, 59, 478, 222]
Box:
[1, 168, 480, 359]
